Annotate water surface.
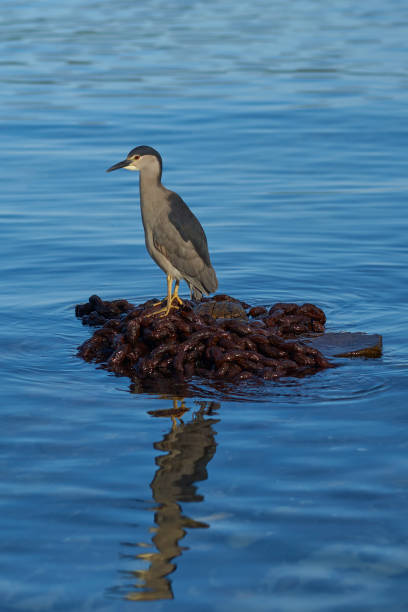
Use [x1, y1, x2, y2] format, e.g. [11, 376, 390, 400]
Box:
[1, 1, 408, 610]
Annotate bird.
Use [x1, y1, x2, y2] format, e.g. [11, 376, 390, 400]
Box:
[106, 145, 218, 316]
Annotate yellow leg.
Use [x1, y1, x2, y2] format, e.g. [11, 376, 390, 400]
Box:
[151, 275, 172, 307]
[148, 275, 183, 317]
[173, 280, 183, 306]
[161, 275, 174, 316]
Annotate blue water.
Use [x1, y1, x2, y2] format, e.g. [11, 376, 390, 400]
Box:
[1, 1, 408, 610]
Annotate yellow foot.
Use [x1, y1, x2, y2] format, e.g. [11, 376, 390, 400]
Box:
[159, 296, 184, 317]
[146, 296, 184, 317]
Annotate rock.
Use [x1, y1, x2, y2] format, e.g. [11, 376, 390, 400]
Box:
[194, 299, 248, 320]
[304, 332, 382, 358]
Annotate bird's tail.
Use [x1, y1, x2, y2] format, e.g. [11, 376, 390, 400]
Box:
[189, 265, 218, 301]
[190, 285, 203, 301]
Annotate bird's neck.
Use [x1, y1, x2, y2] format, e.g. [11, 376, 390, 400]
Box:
[139, 167, 162, 197]
[138, 168, 166, 225]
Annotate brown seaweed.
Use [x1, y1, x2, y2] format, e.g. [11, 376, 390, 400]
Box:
[76, 294, 332, 385]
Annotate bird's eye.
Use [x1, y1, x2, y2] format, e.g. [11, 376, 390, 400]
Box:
[133, 155, 140, 160]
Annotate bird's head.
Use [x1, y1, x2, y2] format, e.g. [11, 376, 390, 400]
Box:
[106, 145, 162, 177]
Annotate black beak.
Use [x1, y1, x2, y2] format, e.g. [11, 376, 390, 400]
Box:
[106, 159, 131, 173]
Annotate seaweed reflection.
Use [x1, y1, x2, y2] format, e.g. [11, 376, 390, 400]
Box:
[125, 399, 220, 601]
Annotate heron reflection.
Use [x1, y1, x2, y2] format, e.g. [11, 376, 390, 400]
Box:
[123, 399, 220, 601]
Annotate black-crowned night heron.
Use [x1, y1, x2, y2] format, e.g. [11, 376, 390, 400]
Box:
[107, 145, 218, 316]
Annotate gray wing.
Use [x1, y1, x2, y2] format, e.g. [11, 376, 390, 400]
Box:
[152, 191, 217, 293]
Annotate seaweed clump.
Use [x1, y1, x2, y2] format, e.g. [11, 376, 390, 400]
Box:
[75, 294, 332, 385]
